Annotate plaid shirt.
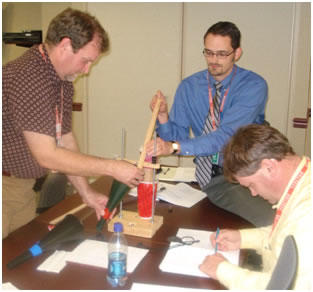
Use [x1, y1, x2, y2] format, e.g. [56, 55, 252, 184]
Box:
[2, 45, 73, 178]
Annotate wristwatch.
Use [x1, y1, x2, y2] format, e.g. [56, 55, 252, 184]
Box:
[171, 141, 180, 154]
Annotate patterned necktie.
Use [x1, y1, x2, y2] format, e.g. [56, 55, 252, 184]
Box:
[195, 81, 222, 189]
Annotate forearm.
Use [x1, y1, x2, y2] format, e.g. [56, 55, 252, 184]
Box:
[46, 145, 118, 178]
[66, 173, 91, 198]
[239, 227, 271, 250]
[62, 134, 93, 196]
[157, 120, 190, 143]
[24, 130, 117, 178]
[216, 261, 270, 290]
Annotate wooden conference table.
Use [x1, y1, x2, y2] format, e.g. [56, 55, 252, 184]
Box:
[2, 176, 253, 290]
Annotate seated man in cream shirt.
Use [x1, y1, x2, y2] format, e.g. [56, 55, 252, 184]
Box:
[199, 124, 311, 290]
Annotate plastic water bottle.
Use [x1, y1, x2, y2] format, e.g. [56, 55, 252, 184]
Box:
[107, 222, 128, 287]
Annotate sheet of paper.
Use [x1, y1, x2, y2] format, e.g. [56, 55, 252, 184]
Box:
[37, 250, 68, 273]
[129, 182, 206, 208]
[2, 283, 19, 290]
[158, 183, 206, 208]
[158, 167, 196, 182]
[159, 228, 239, 278]
[131, 283, 208, 291]
[66, 239, 148, 273]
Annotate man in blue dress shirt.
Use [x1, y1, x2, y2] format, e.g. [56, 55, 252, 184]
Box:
[146, 21, 275, 227]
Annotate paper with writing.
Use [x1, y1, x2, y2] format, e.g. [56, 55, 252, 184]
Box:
[159, 228, 239, 278]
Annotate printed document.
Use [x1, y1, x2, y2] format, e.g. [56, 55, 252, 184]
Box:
[129, 182, 206, 208]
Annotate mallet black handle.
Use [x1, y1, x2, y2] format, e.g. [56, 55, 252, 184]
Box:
[7, 250, 33, 269]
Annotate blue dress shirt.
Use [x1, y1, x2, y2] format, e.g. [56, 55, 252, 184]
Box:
[157, 65, 268, 165]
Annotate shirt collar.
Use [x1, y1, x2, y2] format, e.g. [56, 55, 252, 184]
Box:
[36, 44, 64, 85]
[208, 65, 237, 88]
[272, 156, 308, 210]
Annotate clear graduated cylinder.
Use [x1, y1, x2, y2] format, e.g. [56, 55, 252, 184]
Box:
[107, 222, 128, 287]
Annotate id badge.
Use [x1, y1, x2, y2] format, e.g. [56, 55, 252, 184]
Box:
[212, 153, 219, 165]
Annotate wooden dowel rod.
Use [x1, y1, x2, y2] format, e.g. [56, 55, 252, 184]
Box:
[138, 98, 161, 169]
[49, 203, 87, 225]
[119, 158, 160, 169]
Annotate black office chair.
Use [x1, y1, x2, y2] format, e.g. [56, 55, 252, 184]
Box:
[266, 235, 298, 290]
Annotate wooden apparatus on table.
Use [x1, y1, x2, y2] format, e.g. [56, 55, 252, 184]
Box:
[107, 98, 163, 238]
[49, 98, 163, 238]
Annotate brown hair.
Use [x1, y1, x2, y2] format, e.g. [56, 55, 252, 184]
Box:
[204, 21, 241, 50]
[45, 8, 109, 53]
[223, 124, 295, 182]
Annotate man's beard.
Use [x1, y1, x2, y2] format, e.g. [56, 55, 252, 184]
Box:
[207, 63, 223, 77]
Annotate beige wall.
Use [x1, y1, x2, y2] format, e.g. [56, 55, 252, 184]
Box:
[87, 3, 182, 165]
[2, 2, 87, 152]
[86, 2, 310, 165]
[179, 2, 311, 164]
[2, 2, 42, 64]
[2, 2, 311, 166]
[286, 4, 311, 157]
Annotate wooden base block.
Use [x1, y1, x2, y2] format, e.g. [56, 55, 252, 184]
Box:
[107, 210, 163, 238]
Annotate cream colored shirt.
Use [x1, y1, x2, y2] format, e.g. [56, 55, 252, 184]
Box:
[216, 157, 311, 290]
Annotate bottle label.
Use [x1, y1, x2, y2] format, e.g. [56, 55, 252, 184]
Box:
[108, 252, 127, 278]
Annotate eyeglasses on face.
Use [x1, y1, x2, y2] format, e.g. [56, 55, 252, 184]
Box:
[203, 48, 235, 59]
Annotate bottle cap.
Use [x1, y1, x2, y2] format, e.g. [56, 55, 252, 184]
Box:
[113, 222, 123, 232]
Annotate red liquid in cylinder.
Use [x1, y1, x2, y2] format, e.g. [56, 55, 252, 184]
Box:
[137, 182, 157, 219]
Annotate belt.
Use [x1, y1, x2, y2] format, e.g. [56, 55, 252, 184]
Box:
[2, 171, 11, 177]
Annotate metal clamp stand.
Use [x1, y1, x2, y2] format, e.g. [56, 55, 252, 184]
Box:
[150, 131, 157, 224]
[119, 128, 126, 219]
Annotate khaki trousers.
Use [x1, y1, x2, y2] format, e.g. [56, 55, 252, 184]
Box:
[2, 176, 37, 239]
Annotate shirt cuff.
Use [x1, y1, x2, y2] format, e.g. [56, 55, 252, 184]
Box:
[157, 121, 171, 138]
[240, 227, 270, 250]
[179, 139, 194, 156]
[157, 122, 195, 156]
[217, 261, 269, 290]
[216, 261, 241, 289]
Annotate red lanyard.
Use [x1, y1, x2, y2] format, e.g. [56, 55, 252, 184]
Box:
[55, 87, 64, 146]
[39, 44, 64, 146]
[270, 158, 310, 236]
[207, 66, 237, 129]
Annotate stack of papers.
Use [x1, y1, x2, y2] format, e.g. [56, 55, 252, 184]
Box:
[129, 182, 206, 208]
[158, 167, 196, 182]
[37, 239, 148, 274]
[159, 228, 239, 278]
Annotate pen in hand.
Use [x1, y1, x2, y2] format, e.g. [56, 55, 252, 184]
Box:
[214, 227, 220, 253]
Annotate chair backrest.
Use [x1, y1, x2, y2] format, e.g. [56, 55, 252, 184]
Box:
[266, 235, 298, 290]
